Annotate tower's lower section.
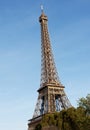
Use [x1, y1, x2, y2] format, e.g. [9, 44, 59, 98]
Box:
[28, 84, 71, 130]
[32, 84, 72, 119]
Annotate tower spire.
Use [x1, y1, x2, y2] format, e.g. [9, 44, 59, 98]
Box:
[40, 5, 44, 13]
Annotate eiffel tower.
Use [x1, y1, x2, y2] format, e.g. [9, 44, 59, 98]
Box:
[28, 7, 72, 130]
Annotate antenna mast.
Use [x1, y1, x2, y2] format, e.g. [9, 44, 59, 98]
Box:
[41, 5, 44, 13]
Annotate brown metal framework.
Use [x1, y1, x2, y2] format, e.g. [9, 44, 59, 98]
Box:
[39, 12, 61, 88]
[28, 11, 72, 129]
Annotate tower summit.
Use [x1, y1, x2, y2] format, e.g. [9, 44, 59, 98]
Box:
[28, 9, 72, 130]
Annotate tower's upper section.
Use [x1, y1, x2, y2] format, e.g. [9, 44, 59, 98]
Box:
[39, 5, 48, 23]
[39, 11, 63, 89]
[39, 12, 48, 23]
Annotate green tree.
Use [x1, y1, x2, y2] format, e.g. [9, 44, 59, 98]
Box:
[41, 114, 56, 127]
[61, 107, 80, 130]
[78, 94, 90, 115]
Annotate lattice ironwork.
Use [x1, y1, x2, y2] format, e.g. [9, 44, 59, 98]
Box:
[39, 13, 61, 88]
[32, 11, 72, 119]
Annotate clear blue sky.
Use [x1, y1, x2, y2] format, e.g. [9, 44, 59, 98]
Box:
[0, 0, 90, 130]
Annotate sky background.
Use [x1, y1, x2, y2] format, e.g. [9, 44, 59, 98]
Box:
[0, 0, 90, 130]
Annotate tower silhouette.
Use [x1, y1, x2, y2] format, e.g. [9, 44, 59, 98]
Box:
[28, 9, 72, 130]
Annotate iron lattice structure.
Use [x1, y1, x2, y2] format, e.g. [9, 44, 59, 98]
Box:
[32, 12, 72, 119]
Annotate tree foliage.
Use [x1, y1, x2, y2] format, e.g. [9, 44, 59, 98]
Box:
[78, 94, 90, 115]
[35, 107, 90, 130]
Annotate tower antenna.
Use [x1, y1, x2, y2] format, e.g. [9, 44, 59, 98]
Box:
[41, 5, 44, 13]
